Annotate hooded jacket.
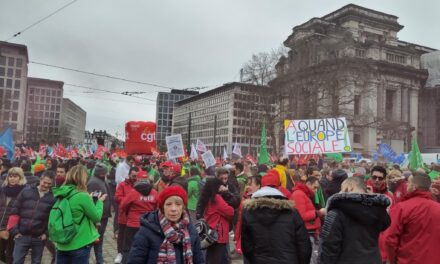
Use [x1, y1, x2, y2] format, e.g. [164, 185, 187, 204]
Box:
[289, 183, 321, 233]
[384, 190, 440, 264]
[51, 185, 103, 251]
[127, 210, 205, 264]
[10, 185, 55, 237]
[319, 193, 391, 264]
[87, 175, 112, 219]
[120, 182, 158, 228]
[115, 179, 136, 225]
[187, 175, 201, 211]
[241, 187, 311, 264]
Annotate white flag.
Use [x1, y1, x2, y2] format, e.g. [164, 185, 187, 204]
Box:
[232, 142, 242, 158]
[196, 139, 208, 153]
[190, 144, 198, 160]
[223, 147, 228, 161]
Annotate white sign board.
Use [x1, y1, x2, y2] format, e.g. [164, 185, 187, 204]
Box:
[202, 150, 216, 168]
[284, 117, 352, 155]
[166, 134, 185, 159]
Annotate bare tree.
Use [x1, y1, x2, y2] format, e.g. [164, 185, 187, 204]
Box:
[241, 45, 288, 86]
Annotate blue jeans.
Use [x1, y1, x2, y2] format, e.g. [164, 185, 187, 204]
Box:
[12, 235, 46, 264]
[93, 218, 108, 264]
[56, 244, 92, 264]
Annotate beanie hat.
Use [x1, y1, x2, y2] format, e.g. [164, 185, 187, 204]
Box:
[33, 164, 46, 174]
[331, 169, 348, 180]
[137, 170, 148, 180]
[94, 163, 108, 177]
[158, 186, 188, 211]
[160, 161, 181, 174]
[261, 169, 281, 187]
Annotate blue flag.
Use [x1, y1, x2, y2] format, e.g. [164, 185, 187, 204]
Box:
[0, 127, 15, 161]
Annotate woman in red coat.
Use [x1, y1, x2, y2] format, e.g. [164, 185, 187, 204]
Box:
[119, 180, 158, 264]
[199, 177, 234, 264]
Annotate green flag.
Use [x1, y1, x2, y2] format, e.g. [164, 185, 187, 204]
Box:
[325, 153, 343, 162]
[408, 136, 427, 171]
[258, 122, 270, 165]
[428, 170, 439, 180]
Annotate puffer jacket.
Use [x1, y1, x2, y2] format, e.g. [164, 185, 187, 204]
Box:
[128, 210, 205, 264]
[289, 183, 321, 233]
[319, 192, 391, 264]
[10, 185, 55, 237]
[0, 185, 26, 230]
[241, 188, 311, 264]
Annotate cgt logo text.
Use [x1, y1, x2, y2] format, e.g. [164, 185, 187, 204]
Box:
[140, 132, 156, 142]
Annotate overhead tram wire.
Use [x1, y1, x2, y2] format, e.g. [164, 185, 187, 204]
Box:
[31, 61, 175, 90]
[5, 0, 80, 42]
[64, 83, 156, 102]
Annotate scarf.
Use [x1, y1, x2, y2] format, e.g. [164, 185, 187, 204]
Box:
[157, 210, 193, 264]
[3, 185, 25, 198]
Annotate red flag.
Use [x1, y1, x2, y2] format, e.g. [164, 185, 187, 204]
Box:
[245, 154, 257, 165]
[94, 145, 107, 159]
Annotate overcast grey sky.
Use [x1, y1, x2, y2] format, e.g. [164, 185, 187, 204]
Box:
[1, 0, 438, 138]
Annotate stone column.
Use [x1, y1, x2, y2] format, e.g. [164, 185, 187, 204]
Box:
[401, 87, 409, 122]
[409, 89, 418, 132]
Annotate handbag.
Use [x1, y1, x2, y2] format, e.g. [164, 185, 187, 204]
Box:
[194, 218, 219, 249]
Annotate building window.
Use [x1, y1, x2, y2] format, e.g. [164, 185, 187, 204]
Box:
[0, 56, 5, 65]
[6, 79, 12, 88]
[14, 80, 20, 89]
[7, 57, 14, 67]
[16, 58, 22, 67]
[7, 69, 13, 77]
[354, 95, 361, 115]
[385, 90, 395, 120]
[355, 49, 366, 58]
[386, 53, 406, 64]
[0, 78, 4, 87]
[354, 133, 361, 143]
[0, 67, 4, 76]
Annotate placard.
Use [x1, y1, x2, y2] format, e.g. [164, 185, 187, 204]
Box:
[284, 117, 351, 155]
[166, 134, 185, 159]
[202, 150, 216, 168]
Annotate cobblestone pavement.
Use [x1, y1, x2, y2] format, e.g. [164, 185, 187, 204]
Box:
[28, 217, 242, 264]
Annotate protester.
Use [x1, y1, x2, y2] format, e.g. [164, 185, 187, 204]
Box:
[386, 169, 408, 203]
[324, 169, 348, 198]
[233, 162, 247, 197]
[9, 170, 55, 264]
[241, 181, 312, 264]
[114, 166, 138, 264]
[119, 180, 158, 264]
[384, 172, 440, 264]
[319, 177, 391, 264]
[115, 156, 135, 185]
[20, 162, 39, 186]
[274, 158, 295, 190]
[54, 163, 68, 187]
[52, 165, 106, 263]
[187, 166, 202, 221]
[198, 178, 234, 264]
[156, 161, 186, 193]
[128, 186, 204, 263]
[0, 168, 27, 264]
[87, 163, 112, 264]
[290, 176, 326, 264]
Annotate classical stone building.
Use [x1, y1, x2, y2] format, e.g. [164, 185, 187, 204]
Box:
[172, 82, 275, 157]
[271, 4, 436, 153]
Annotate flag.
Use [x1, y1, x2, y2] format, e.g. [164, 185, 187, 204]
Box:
[258, 123, 270, 165]
[408, 136, 427, 171]
[196, 139, 207, 153]
[190, 144, 198, 160]
[232, 142, 242, 158]
[245, 154, 257, 165]
[223, 147, 228, 161]
[325, 153, 343, 162]
[0, 127, 14, 160]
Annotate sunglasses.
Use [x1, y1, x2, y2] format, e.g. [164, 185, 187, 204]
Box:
[371, 175, 385, 181]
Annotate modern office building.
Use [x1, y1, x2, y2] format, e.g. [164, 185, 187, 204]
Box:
[156, 89, 198, 150]
[60, 98, 86, 144]
[25, 77, 64, 144]
[172, 82, 274, 157]
[0, 41, 29, 141]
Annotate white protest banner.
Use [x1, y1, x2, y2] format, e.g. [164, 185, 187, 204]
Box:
[202, 150, 216, 168]
[223, 147, 228, 161]
[166, 134, 185, 159]
[232, 142, 242, 157]
[196, 139, 208, 153]
[284, 117, 352, 155]
[190, 144, 198, 160]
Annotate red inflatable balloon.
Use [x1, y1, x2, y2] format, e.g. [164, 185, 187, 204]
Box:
[125, 121, 157, 155]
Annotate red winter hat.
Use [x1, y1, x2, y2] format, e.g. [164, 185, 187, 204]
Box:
[262, 169, 281, 187]
[137, 170, 148, 179]
[158, 186, 188, 211]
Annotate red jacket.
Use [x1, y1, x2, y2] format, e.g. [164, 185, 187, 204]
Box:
[392, 180, 408, 204]
[384, 190, 440, 264]
[115, 179, 136, 225]
[289, 183, 321, 233]
[204, 194, 234, 244]
[120, 188, 158, 228]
